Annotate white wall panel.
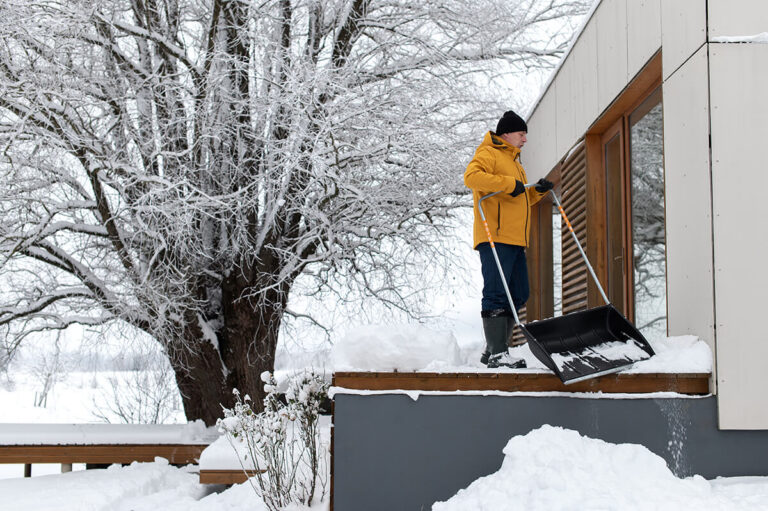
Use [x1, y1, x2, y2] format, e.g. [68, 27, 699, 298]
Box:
[709, 0, 768, 38]
[524, 90, 558, 181]
[661, 46, 715, 356]
[571, 20, 600, 136]
[595, 0, 629, 112]
[627, 0, 662, 79]
[710, 44, 768, 429]
[660, 0, 707, 79]
[555, 55, 576, 161]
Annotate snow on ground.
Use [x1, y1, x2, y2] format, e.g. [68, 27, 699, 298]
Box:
[331, 324, 463, 371]
[0, 323, 749, 511]
[432, 425, 768, 511]
[0, 370, 187, 424]
[0, 457, 327, 511]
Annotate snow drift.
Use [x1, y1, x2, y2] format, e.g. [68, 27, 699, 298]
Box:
[432, 425, 767, 510]
[331, 324, 463, 371]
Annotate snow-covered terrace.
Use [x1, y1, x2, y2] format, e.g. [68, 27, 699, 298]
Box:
[329, 326, 712, 395]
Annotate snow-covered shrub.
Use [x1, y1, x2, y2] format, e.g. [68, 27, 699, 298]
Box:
[284, 372, 329, 504]
[218, 371, 329, 510]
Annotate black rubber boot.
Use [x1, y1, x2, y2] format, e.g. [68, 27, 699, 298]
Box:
[482, 313, 526, 369]
[480, 309, 506, 365]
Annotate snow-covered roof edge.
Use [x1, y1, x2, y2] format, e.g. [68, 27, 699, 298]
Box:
[710, 32, 768, 44]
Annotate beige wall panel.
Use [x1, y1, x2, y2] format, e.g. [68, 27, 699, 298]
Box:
[595, 0, 629, 112]
[660, 0, 707, 79]
[571, 20, 600, 135]
[661, 46, 715, 357]
[710, 44, 768, 429]
[709, 0, 768, 38]
[555, 56, 577, 163]
[524, 90, 558, 181]
[627, 0, 662, 79]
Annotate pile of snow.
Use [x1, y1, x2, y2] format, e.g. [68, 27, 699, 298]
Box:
[331, 324, 463, 371]
[433, 425, 768, 510]
[627, 335, 712, 373]
[1, 458, 226, 511]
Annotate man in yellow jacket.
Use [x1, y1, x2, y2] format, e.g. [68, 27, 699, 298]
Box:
[464, 110, 553, 368]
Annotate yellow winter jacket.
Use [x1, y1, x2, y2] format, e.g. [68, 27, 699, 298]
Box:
[464, 132, 545, 249]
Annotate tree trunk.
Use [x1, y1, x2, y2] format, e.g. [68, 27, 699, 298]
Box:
[167, 336, 231, 426]
[167, 272, 290, 426]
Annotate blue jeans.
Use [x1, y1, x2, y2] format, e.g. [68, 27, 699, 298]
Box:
[478, 242, 529, 312]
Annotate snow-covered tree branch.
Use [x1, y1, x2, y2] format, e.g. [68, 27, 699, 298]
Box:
[0, 0, 588, 424]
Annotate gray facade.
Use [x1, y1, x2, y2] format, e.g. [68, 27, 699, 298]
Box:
[333, 393, 768, 511]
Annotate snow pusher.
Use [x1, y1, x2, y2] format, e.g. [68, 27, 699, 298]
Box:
[478, 187, 655, 384]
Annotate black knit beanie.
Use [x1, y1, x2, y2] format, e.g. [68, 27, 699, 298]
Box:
[495, 110, 528, 135]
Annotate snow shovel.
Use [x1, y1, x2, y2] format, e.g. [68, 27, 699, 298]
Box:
[478, 186, 655, 384]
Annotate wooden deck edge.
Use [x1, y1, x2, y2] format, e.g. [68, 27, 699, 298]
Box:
[0, 444, 208, 464]
[199, 469, 263, 485]
[331, 372, 711, 395]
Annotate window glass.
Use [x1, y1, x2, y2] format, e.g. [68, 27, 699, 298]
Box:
[604, 132, 625, 313]
[629, 94, 666, 340]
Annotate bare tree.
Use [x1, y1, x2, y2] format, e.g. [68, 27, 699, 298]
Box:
[92, 342, 182, 424]
[32, 333, 66, 408]
[0, 0, 587, 424]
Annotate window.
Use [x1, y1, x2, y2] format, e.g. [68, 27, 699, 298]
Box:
[601, 86, 667, 340]
[628, 89, 666, 339]
[526, 52, 665, 338]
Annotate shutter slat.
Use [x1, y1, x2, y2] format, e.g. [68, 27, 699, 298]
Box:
[560, 143, 588, 316]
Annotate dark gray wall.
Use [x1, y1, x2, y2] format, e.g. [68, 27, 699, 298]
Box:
[332, 394, 768, 511]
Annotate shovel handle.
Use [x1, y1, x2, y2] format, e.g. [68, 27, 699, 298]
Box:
[477, 185, 535, 327]
[549, 190, 610, 305]
[478, 185, 612, 322]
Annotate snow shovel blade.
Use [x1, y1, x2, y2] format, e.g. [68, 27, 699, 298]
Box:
[519, 305, 655, 384]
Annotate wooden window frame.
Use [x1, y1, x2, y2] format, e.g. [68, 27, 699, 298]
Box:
[527, 51, 663, 321]
[586, 51, 663, 317]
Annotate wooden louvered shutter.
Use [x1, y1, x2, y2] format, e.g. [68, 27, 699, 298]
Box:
[510, 307, 527, 347]
[560, 142, 588, 315]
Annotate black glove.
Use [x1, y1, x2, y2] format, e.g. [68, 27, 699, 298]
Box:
[534, 178, 554, 193]
[509, 180, 525, 197]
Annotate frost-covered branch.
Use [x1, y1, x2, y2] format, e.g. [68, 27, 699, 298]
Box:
[0, 0, 589, 423]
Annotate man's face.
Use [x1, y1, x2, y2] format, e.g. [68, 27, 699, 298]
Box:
[500, 131, 527, 149]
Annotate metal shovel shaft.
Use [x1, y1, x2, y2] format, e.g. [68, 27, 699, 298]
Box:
[549, 191, 610, 305]
[478, 185, 611, 320]
[477, 185, 655, 384]
[477, 191, 524, 327]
